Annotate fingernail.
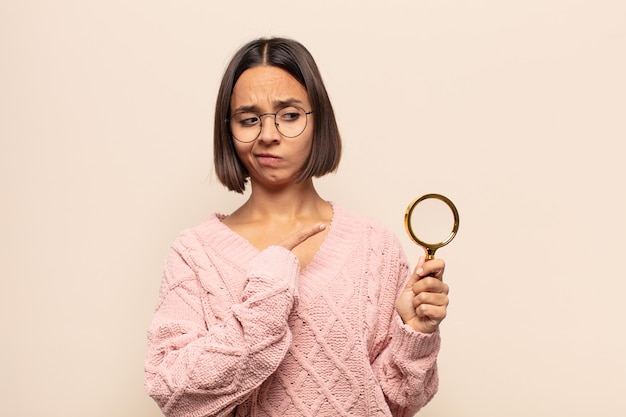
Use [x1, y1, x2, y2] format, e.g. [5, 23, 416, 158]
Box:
[319, 223, 326, 230]
[415, 267, 424, 275]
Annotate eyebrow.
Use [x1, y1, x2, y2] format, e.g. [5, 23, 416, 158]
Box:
[275, 98, 304, 107]
[232, 98, 305, 114]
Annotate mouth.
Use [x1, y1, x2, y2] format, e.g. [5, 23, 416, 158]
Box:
[255, 153, 282, 166]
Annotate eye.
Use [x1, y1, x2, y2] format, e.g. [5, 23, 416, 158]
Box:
[234, 113, 260, 127]
[278, 107, 302, 122]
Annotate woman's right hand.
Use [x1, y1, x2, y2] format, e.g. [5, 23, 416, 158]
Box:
[277, 223, 326, 251]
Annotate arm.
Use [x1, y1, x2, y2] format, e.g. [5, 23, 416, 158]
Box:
[371, 234, 443, 416]
[145, 222, 326, 417]
[145, 241, 300, 417]
[373, 316, 441, 416]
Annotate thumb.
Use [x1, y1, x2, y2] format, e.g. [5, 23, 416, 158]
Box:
[404, 256, 427, 289]
[277, 223, 326, 251]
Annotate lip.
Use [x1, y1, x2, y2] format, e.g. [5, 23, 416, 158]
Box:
[255, 153, 282, 167]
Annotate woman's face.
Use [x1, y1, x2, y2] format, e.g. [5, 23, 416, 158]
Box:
[229, 65, 314, 190]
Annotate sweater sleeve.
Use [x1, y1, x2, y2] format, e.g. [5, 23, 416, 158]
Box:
[144, 238, 300, 417]
[370, 233, 441, 417]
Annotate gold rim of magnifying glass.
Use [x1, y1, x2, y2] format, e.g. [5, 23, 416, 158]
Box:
[404, 193, 460, 259]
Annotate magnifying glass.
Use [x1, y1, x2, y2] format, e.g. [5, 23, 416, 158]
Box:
[404, 193, 460, 260]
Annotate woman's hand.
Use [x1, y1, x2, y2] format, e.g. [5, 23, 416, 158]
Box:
[395, 257, 449, 333]
[277, 223, 326, 251]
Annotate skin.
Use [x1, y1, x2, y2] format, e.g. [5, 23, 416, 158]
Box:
[222, 65, 449, 333]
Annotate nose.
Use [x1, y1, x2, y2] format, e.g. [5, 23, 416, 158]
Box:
[257, 113, 281, 143]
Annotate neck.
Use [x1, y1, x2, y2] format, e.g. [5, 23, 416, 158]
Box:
[240, 178, 328, 221]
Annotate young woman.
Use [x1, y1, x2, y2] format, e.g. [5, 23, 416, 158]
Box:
[145, 37, 450, 417]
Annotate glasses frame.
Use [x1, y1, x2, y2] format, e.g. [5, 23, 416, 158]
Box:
[226, 106, 314, 143]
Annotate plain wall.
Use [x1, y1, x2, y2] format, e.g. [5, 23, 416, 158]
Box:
[1, 1, 625, 416]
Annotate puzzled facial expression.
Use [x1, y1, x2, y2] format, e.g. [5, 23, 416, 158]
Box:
[229, 65, 314, 188]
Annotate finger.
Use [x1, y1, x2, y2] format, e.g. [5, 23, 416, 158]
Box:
[277, 223, 326, 251]
[415, 303, 448, 323]
[416, 256, 426, 271]
[416, 258, 446, 280]
[412, 291, 449, 309]
[412, 278, 449, 295]
[403, 256, 427, 290]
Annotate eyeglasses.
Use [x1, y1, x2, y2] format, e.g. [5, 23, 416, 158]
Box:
[226, 106, 313, 143]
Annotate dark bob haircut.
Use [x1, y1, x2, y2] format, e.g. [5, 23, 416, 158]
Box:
[214, 37, 342, 193]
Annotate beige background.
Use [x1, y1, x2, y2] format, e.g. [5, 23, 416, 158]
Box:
[1, 1, 625, 416]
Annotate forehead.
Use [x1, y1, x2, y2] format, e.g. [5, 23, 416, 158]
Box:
[231, 66, 309, 109]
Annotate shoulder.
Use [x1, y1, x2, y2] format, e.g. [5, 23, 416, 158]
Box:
[167, 213, 249, 271]
[330, 202, 404, 256]
[330, 204, 409, 297]
[331, 202, 398, 239]
[170, 213, 224, 253]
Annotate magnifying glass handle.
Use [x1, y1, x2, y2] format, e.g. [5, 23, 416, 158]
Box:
[424, 248, 437, 261]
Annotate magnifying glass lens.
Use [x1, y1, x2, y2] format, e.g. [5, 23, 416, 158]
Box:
[404, 193, 460, 260]
[408, 197, 456, 245]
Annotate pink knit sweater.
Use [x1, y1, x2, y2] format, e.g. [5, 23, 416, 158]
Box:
[145, 203, 440, 416]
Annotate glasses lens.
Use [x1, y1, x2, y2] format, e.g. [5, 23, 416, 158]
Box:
[230, 112, 261, 143]
[275, 107, 307, 138]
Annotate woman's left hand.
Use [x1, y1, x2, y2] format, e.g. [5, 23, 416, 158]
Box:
[395, 257, 449, 333]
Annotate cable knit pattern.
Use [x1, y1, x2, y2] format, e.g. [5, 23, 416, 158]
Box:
[145, 203, 440, 416]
